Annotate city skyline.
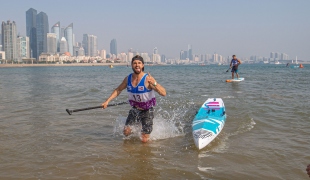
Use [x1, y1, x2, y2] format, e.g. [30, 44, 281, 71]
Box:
[0, 0, 309, 60]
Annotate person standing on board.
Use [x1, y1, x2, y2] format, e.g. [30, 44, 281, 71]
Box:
[229, 55, 242, 79]
[101, 55, 166, 143]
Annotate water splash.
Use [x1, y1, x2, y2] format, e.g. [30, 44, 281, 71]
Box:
[112, 104, 189, 141]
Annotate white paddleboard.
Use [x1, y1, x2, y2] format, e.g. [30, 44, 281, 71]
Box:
[192, 98, 226, 150]
[226, 77, 244, 82]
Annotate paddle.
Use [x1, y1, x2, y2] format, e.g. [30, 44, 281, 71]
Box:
[226, 67, 231, 72]
[66, 101, 128, 115]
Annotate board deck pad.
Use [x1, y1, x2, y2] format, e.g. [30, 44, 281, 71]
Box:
[192, 98, 226, 149]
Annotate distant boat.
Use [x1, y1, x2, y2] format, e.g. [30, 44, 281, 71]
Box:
[109, 65, 113, 68]
[294, 56, 298, 64]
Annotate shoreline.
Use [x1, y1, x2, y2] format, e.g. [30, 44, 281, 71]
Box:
[0, 63, 128, 68]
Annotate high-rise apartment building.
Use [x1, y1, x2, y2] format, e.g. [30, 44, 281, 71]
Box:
[110, 39, 117, 55]
[26, 8, 37, 58]
[64, 23, 73, 56]
[36, 12, 49, 58]
[1, 20, 17, 61]
[16, 36, 30, 61]
[51, 22, 60, 52]
[47, 33, 57, 54]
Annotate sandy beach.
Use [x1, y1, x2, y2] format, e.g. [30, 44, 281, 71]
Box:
[0, 63, 128, 68]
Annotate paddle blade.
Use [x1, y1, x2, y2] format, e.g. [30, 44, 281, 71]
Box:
[66, 109, 72, 115]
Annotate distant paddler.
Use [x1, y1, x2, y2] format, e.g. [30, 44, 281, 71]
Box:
[101, 55, 166, 143]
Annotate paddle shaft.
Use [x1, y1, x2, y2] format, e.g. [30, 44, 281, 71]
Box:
[66, 101, 128, 115]
[226, 67, 231, 72]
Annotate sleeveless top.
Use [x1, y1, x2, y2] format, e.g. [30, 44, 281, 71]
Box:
[127, 73, 156, 110]
[231, 59, 239, 66]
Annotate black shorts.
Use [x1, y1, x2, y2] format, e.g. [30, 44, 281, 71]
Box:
[125, 107, 154, 134]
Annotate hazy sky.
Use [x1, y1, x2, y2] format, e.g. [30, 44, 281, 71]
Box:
[1, 0, 309, 60]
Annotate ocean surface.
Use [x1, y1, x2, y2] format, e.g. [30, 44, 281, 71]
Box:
[0, 64, 309, 179]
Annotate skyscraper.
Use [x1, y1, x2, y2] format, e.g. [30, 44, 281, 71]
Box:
[161, 55, 166, 63]
[16, 36, 30, 61]
[36, 12, 49, 59]
[153, 47, 158, 54]
[60, 27, 65, 39]
[82, 34, 97, 57]
[16, 36, 30, 62]
[188, 44, 193, 60]
[47, 33, 57, 54]
[89, 35, 97, 57]
[1, 20, 17, 61]
[82, 34, 88, 56]
[180, 50, 184, 60]
[64, 23, 73, 56]
[26, 8, 37, 58]
[110, 39, 117, 55]
[59, 37, 68, 54]
[51, 22, 60, 52]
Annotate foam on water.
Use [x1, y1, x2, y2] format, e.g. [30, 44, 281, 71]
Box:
[229, 117, 256, 137]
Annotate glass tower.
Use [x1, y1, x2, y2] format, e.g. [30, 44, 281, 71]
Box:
[36, 12, 49, 59]
[110, 39, 117, 55]
[26, 8, 37, 59]
[82, 34, 97, 57]
[188, 44, 192, 60]
[64, 23, 73, 56]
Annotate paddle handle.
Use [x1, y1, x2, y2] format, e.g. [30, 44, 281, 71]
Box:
[66, 101, 128, 115]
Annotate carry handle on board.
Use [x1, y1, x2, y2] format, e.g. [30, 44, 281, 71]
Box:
[66, 101, 128, 115]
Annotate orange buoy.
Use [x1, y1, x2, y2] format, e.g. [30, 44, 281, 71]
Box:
[299, 64, 304, 68]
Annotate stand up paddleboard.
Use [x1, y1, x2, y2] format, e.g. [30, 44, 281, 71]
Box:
[226, 77, 244, 82]
[192, 98, 226, 150]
